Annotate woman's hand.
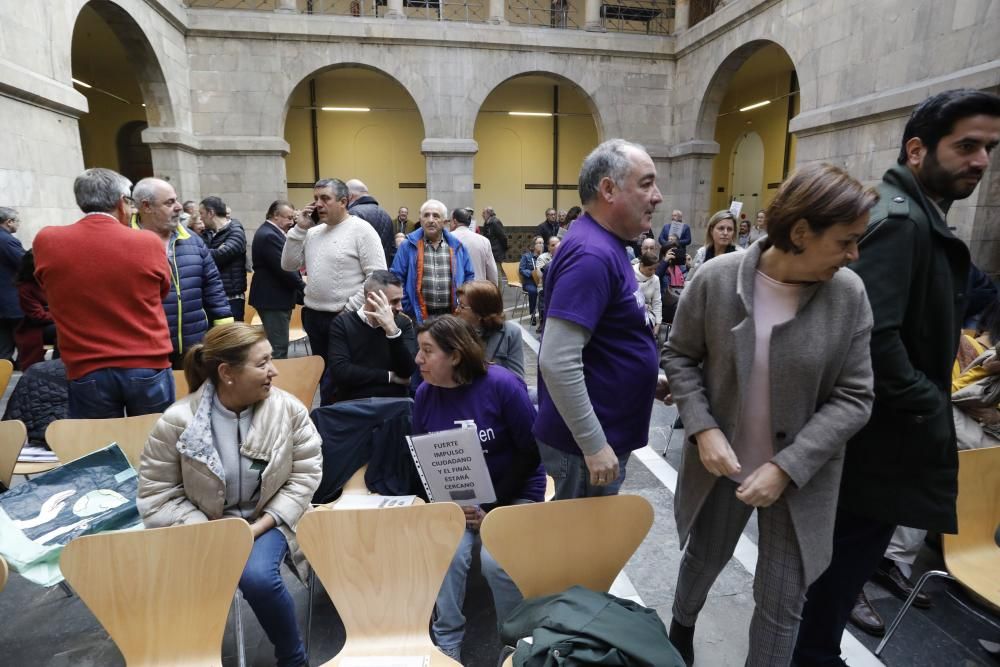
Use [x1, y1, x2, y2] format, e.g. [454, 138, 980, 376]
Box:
[735, 463, 791, 508]
[250, 513, 277, 539]
[695, 429, 741, 476]
[463, 505, 485, 531]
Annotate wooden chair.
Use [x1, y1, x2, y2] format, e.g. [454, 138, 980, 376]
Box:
[60, 518, 253, 667]
[0, 419, 27, 488]
[273, 355, 323, 408]
[500, 263, 526, 320]
[289, 304, 310, 354]
[45, 413, 163, 470]
[0, 358, 14, 396]
[876, 445, 1000, 655]
[0, 556, 7, 593]
[173, 369, 190, 399]
[480, 494, 654, 599]
[297, 502, 465, 665]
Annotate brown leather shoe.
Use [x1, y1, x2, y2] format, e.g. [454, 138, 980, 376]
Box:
[873, 559, 932, 609]
[849, 590, 885, 637]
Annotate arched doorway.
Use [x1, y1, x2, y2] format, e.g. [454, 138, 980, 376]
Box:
[699, 42, 798, 218]
[283, 66, 426, 215]
[473, 74, 599, 241]
[71, 1, 171, 178]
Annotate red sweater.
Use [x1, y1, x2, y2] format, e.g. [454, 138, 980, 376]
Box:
[33, 213, 173, 380]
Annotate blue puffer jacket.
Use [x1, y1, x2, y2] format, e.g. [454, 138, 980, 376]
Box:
[390, 228, 474, 325]
[133, 222, 233, 355]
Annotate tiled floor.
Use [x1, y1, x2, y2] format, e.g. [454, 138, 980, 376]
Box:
[1, 295, 997, 665]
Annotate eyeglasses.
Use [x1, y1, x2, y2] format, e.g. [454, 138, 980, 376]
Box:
[456, 301, 472, 311]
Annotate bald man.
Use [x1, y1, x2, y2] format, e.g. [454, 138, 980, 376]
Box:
[346, 178, 395, 263]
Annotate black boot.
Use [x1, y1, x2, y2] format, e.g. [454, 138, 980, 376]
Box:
[669, 618, 695, 666]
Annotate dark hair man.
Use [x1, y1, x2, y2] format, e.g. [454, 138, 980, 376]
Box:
[199, 195, 248, 322]
[0, 207, 25, 363]
[249, 200, 306, 359]
[34, 168, 175, 418]
[794, 88, 1000, 665]
[536, 207, 560, 247]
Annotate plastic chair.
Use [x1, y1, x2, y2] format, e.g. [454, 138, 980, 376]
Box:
[297, 502, 465, 665]
[500, 263, 526, 320]
[876, 446, 1000, 656]
[0, 419, 27, 488]
[45, 413, 162, 470]
[59, 518, 253, 667]
[272, 355, 323, 408]
[288, 304, 310, 355]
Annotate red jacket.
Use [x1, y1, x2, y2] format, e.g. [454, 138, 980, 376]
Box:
[33, 213, 172, 380]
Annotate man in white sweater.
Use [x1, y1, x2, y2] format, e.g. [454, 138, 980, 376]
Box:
[281, 177, 386, 404]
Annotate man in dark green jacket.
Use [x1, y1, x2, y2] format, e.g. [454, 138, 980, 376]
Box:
[794, 89, 1000, 666]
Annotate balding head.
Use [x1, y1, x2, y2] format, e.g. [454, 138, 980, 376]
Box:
[346, 179, 369, 204]
[133, 177, 181, 239]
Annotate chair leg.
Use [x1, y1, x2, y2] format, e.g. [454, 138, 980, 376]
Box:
[233, 590, 247, 667]
[58, 581, 74, 597]
[660, 421, 676, 457]
[305, 569, 315, 661]
[875, 569, 953, 656]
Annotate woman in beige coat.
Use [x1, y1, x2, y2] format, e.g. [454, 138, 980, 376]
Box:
[137, 323, 322, 667]
[661, 164, 878, 666]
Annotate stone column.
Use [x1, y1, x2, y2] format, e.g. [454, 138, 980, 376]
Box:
[584, 0, 604, 32]
[673, 0, 689, 32]
[421, 138, 478, 211]
[665, 140, 720, 240]
[141, 127, 204, 206]
[486, 0, 506, 24]
[275, 0, 297, 12]
[385, 0, 406, 19]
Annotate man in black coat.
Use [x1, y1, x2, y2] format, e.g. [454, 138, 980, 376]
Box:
[326, 270, 415, 403]
[794, 88, 1000, 666]
[249, 200, 306, 359]
[200, 195, 248, 322]
[536, 207, 560, 247]
[347, 179, 395, 264]
[0, 207, 25, 363]
[482, 206, 508, 274]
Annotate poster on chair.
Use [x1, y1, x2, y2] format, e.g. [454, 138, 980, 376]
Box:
[406, 425, 495, 506]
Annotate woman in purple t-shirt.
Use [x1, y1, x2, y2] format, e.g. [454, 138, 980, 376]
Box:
[413, 315, 544, 662]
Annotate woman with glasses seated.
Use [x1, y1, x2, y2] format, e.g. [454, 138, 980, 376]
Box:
[413, 315, 544, 662]
[455, 280, 525, 379]
[137, 322, 322, 667]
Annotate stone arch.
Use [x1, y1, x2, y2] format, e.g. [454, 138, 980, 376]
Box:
[694, 39, 801, 142]
[69, 0, 176, 128]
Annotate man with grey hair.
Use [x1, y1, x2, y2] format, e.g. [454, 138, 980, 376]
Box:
[346, 178, 395, 264]
[132, 177, 233, 367]
[327, 269, 415, 402]
[449, 207, 498, 286]
[534, 139, 664, 499]
[0, 207, 25, 363]
[34, 168, 174, 418]
[390, 199, 474, 324]
[282, 177, 386, 404]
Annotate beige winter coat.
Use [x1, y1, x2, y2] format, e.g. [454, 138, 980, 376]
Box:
[137, 382, 322, 579]
[662, 241, 875, 584]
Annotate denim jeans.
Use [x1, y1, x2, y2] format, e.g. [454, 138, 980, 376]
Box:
[240, 528, 306, 667]
[67, 367, 175, 419]
[257, 309, 292, 359]
[432, 525, 524, 653]
[522, 282, 538, 316]
[537, 441, 630, 500]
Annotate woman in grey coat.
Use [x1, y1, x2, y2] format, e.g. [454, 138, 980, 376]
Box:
[661, 164, 878, 666]
[455, 280, 525, 379]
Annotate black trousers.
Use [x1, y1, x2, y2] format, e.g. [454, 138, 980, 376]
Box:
[301, 306, 339, 405]
[792, 505, 896, 666]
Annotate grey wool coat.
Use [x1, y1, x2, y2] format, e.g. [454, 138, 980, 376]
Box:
[661, 242, 875, 584]
[137, 382, 323, 580]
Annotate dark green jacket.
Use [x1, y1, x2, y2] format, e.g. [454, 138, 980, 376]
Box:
[841, 164, 970, 533]
[500, 586, 684, 667]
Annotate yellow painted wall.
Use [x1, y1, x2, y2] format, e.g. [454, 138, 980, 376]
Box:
[709, 46, 796, 220]
[284, 69, 426, 213]
[473, 79, 597, 228]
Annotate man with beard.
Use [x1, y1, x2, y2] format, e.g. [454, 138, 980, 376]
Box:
[794, 88, 1000, 666]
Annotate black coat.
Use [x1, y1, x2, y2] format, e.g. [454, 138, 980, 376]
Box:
[348, 196, 395, 264]
[248, 221, 305, 311]
[206, 219, 247, 298]
[482, 215, 508, 262]
[0, 227, 25, 318]
[841, 164, 970, 534]
[326, 309, 416, 402]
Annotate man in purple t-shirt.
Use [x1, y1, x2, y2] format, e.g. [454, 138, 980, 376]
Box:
[534, 138, 665, 499]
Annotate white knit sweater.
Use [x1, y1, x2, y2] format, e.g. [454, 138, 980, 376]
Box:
[281, 215, 387, 313]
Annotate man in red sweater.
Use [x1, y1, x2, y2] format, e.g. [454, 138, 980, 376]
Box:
[33, 168, 175, 418]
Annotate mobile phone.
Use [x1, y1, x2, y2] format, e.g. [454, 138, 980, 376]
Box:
[310, 207, 320, 223]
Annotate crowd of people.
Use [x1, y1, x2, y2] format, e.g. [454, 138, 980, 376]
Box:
[2, 87, 999, 667]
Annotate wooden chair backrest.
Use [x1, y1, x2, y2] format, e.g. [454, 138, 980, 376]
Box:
[273, 355, 323, 407]
[942, 445, 1000, 607]
[60, 518, 252, 666]
[297, 503, 465, 653]
[480, 495, 654, 598]
[173, 370, 190, 400]
[500, 263, 522, 289]
[0, 419, 27, 488]
[46, 413, 163, 470]
[0, 359, 14, 396]
[0, 556, 7, 592]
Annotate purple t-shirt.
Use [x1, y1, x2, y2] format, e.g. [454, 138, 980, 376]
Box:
[534, 212, 658, 455]
[413, 364, 545, 502]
